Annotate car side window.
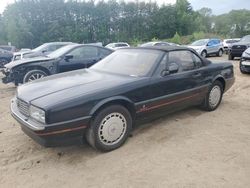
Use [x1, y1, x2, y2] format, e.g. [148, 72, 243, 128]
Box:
[68, 46, 98, 60]
[168, 51, 195, 72]
[99, 48, 112, 58]
[207, 40, 213, 46]
[191, 52, 203, 68]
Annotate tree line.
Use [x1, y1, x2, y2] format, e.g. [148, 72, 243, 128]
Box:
[0, 0, 249, 48]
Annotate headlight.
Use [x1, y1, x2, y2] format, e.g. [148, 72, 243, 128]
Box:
[29, 105, 46, 123]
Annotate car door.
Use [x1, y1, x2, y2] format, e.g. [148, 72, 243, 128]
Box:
[206, 40, 215, 54]
[58, 46, 99, 73]
[136, 50, 208, 118]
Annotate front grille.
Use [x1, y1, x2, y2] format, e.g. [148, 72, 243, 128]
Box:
[17, 99, 29, 116]
[232, 45, 247, 50]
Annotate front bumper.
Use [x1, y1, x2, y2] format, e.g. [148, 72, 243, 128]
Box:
[1, 69, 14, 84]
[240, 58, 250, 73]
[11, 98, 91, 147]
[230, 48, 246, 57]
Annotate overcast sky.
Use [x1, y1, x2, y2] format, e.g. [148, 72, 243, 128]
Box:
[0, 0, 249, 15]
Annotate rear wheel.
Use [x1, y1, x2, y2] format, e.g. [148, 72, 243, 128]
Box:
[217, 49, 223, 57]
[201, 81, 223, 111]
[86, 105, 132, 151]
[23, 70, 47, 83]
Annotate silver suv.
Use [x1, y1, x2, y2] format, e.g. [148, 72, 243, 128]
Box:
[188, 39, 224, 58]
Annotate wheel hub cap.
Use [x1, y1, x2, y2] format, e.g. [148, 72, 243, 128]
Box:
[28, 73, 45, 82]
[98, 112, 127, 145]
[209, 85, 221, 108]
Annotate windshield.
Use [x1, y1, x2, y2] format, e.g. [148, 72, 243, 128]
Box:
[190, 39, 208, 46]
[140, 42, 154, 47]
[32, 43, 49, 52]
[105, 43, 114, 48]
[90, 49, 162, 77]
[240, 35, 250, 42]
[48, 44, 75, 58]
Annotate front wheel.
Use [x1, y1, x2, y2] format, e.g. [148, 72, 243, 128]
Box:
[86, 105, 132, 151]
[201, 50, 207, 58]
[201, 81, 223, 111]
[228, 53, 234, 60]
[23, 70, 47, 83]
[240, 65, 247, 74]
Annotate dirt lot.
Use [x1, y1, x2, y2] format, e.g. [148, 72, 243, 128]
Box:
[0, 55, 250, 188]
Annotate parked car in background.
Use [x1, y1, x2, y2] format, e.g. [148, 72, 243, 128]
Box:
[10, 46, 234, 151]
[239, 47, 250, 74]
[0, 45, 17, 53]
[140, 41, 178, 47]
[2, 44, 113, 85]
[12, 42, 73, 61]
[86, 42, 103, 47]
[228, 35, 250, 60]
[223, 38, 241, 54]
[188, 39, 224, 58]
[105, 42, 130, 50]
[0, 48, 13, 68]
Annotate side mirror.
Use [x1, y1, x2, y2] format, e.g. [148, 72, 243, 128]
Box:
[161, 63, 179, 76]
[42, 49, 47, 53]
[64, 54, 73, 61]
[168, 63, 179, 73]
[207, 42, 212, 46]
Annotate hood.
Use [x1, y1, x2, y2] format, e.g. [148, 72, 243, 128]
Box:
[4, 56, 54, 69]
[187, 45, 204, 51]
[17, 69, 138, 107]
[232, 41, 250, 46]
[242, 48, 250, 58]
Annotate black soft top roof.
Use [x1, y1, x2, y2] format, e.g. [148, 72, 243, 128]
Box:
[126, 45, 211, 65]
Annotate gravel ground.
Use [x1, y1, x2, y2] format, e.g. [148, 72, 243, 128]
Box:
[0, 55, 250, 188]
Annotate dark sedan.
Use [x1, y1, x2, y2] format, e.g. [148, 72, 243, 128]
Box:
[11, 46, 235, 151]
[240, 47, 250, 73]
[2, 44, 113, 85]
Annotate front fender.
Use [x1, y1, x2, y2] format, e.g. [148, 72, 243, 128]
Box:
[212, 74, 225, 83]
[90, 96, 134, 116]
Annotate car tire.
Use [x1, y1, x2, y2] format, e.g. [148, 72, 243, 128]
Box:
[201, 81, 223, 111]
[217, 49, 223, 57]
[201, 50, 207, 58]
[86, 105, 132, 151]
[228, 53, 234, 60]
[239, 65, 247, 74]
[23, 70, 48, 83]
[0, 58, 8, 68]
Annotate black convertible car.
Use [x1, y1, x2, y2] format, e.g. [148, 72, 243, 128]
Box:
[11, 46, 235, 151]
[2, 44, 113, 85]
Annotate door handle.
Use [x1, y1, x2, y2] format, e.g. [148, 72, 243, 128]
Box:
[192, 73, 202, 78]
